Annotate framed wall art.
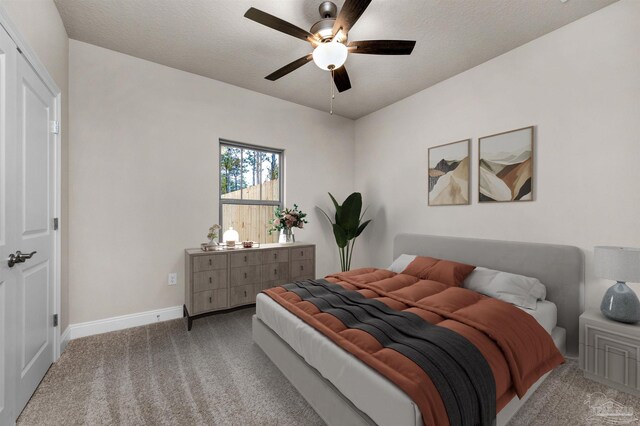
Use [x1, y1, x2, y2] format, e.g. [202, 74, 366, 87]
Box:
[479, 126, 534, 202]
[428, 139, 470, 206]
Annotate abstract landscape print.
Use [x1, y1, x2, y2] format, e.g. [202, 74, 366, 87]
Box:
[428, 139, 470, 206]
[479, 126, 534, 202]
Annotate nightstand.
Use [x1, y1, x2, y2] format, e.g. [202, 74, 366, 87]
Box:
[580, 310, 640, 396]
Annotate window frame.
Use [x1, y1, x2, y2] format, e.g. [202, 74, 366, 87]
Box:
[218, 139, 284, 242]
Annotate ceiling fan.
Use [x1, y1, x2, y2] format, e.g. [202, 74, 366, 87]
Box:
[244, 0, 416, 93]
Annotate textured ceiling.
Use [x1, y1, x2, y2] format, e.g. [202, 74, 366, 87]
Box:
[54, 0, 616, 119]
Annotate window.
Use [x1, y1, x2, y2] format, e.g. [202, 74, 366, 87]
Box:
[219, 140, 283, 244]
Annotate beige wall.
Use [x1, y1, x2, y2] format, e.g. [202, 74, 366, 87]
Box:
[1, 0, 69, 330]
[68, 40, 355, 324]
[353, 0, 640, 311]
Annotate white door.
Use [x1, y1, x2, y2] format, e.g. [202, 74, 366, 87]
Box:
[0, 25, 18, 426]
[14, 51, 57, 414]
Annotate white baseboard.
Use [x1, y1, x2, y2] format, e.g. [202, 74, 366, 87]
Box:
[69, 305, 184, 340]
[59, 326, 71, 354]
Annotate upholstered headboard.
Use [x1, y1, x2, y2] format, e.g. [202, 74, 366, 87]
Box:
[393, 234, 584, 356]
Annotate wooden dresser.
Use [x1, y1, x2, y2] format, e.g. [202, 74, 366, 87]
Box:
[184, 243, 315, 330]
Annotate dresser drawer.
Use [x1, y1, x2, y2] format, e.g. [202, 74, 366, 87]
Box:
[291, 246, 314, 261]
[193, 289, 227, 314]
[262, 249, 289, 264]
[193, 270, 227, 293]
[262, 262, 289, 283]
[291, 259, 314, 280]
[230, 265, 260, 287]
[193, 254, 227, 272]
[230, 284, 257, 307]
[229, 251, 261, 267]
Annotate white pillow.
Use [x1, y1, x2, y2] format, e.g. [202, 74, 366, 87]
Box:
[463, 267, 546, 310]
[387, 254, 417, 273]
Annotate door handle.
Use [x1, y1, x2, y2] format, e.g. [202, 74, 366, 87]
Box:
[7, 251, 36, 268]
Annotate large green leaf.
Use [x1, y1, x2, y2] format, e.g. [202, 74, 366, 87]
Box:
[355, 219, 371, 237]
[328, 192, 342, 223]
[332, 224, 348, 248]
[339, 192, 362, 238]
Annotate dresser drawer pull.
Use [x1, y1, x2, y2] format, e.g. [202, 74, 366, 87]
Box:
[300, 265, 304, 271]
[244, 255, 247, 262]
[300, 250, 303, 257]
[209, 277, 212, 283]
[244, 290, 247, 297]
[209, 296, 212, 303]
[209, 258, 212, 265]
[274, 253, 277, 259]
[274, 268, 277, 275]
[244, 272, 247, 279]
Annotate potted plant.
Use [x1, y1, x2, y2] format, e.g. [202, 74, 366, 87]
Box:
[319, 192, 371, 272]
[268, 204, 308, 244]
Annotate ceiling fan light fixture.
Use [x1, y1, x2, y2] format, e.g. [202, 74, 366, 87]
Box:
[312, 40, 348, 71]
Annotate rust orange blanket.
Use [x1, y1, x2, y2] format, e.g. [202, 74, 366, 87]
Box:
[263, 265, 564, 426]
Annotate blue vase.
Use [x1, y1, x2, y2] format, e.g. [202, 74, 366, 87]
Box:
[600, 281, 640, 324]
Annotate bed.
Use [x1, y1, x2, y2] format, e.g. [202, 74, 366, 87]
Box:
[252, 234, 584, 425]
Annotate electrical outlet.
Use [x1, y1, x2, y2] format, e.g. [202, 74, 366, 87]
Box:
[168, 273, 178, 286]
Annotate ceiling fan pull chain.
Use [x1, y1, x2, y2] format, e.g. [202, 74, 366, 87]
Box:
[330, 68, 334, 115]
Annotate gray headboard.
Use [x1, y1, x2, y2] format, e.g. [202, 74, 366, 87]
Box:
[393, 234, 584, 356]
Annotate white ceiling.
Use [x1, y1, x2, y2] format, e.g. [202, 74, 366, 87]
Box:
[54, 0, 616, 119]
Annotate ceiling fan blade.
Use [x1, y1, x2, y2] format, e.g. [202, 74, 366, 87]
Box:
[348, 40, 416, 55]
[332, 0, 371, 36]
[265, 54, 313, 81]
[244, 7, 318, 43]
[332, 66, 351, 93]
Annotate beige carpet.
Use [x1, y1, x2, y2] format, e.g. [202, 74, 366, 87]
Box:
[508, 356, 640, 425]
[17, 307, 640, 425]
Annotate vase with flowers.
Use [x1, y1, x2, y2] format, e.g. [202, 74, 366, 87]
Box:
[269, 204, 308, 244]
[207, 224, 221, 245]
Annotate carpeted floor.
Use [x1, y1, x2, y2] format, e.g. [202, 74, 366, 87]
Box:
[507, 356, 640, 426]
[17, 307, 640, 425]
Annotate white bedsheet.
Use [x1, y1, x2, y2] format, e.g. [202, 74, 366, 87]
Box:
[256, 293, 564, 426]
[518, 300, 557, 334]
